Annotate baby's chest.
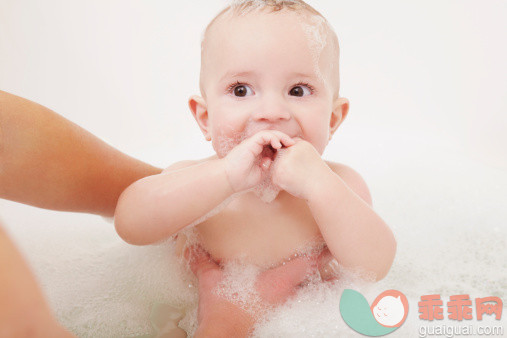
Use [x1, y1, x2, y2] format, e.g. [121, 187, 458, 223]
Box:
[196, 197, 323, 266]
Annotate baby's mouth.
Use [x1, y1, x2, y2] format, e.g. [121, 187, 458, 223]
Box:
[261, 145, 277, 162]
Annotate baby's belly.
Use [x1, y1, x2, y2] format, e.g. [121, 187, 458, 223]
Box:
[195, 196, 324, 267]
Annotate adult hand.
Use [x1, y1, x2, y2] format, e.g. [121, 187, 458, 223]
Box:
[186, 245, 326, 337]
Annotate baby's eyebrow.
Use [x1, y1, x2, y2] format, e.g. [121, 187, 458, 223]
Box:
[220, 70, 257, 83]
[220, 70, 319, 83]
[290, 72, 317, 79]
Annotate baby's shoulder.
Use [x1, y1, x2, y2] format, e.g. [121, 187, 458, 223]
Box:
[324, 161, 358, 176]
[324, 161, 373, 206]
[162, 155, 218, 173]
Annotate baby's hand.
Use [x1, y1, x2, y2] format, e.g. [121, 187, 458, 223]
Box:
[272, 138, 331, 200]
[222, 130, 295, 193]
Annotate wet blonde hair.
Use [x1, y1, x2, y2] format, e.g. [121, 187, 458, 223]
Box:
[199, 0, 341, 99]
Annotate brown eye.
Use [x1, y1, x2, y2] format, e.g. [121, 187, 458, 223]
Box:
[230, 84, 253, 97]
[290, 87, 303, 96]
[234, 85, 247, 97]
[289, 85, 311, 97]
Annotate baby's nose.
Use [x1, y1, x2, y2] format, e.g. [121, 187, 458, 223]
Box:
[253, 96, 291, 122]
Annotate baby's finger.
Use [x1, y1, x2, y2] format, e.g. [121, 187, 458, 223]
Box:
[271, 138, 282, 149]
[280, 135, 296, 147]
[246, 133, 272, 156]
[266, 130, 290, 139]
[249, 131, 292, 155]
[251, 131, 282, 153]
[261, 130, 295, 148]
[253, 131, 277, 145]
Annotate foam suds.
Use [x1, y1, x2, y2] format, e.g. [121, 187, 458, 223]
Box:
[2, 132, 506, 336]
[177, 243, 376, 337]
[215, 261, 263, 311]
[300, 14, 328, 81]
[230, 0, 299, 15]
[252, 271, 376, 337]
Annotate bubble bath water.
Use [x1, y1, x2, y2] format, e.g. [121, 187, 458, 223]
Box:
[1, 135, 506, 337]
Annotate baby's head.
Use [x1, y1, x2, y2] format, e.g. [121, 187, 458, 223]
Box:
[189, 0, 349, 157]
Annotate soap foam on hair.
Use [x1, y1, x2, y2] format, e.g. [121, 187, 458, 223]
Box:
[300, 14, 328, 82]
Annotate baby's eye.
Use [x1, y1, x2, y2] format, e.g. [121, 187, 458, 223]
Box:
[289, 84, 312, 97]
[229, 83, 254, 97]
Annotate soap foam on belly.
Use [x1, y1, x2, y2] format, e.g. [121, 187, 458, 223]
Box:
[6, 132, 505, 337]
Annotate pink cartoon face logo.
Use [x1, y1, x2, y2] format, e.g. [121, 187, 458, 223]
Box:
[371, 290, 409, 327]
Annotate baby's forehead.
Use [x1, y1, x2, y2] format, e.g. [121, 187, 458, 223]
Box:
[199, 4, 341, 97]
[202, 6, 336, 55]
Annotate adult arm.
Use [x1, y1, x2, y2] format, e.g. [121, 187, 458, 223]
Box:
[0, 90, 161, 217]
[0, 223, 74, 337]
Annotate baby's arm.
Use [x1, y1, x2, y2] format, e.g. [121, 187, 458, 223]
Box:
[114, 130, 294, 245]
[271, 140, 395, 281]
[307, 164, 396, 281]
[114, 159, 233, 245]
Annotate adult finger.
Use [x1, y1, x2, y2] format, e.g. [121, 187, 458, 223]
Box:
[317, 248, 341, 282]
[256, 254, 319, 304]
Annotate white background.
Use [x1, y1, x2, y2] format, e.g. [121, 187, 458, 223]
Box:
[1, 0, 506, 171]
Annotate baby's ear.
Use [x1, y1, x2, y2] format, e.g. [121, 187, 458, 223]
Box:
[329, 97, 349, 138]
[188, 95, 211, 141]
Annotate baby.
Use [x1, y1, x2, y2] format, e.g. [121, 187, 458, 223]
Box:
[115, 0, 396, 280]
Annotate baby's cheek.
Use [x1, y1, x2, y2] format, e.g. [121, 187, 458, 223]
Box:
[300, 131, 325, 155]
[211, 126, 245, 158]
[314, 134, 331, 154]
